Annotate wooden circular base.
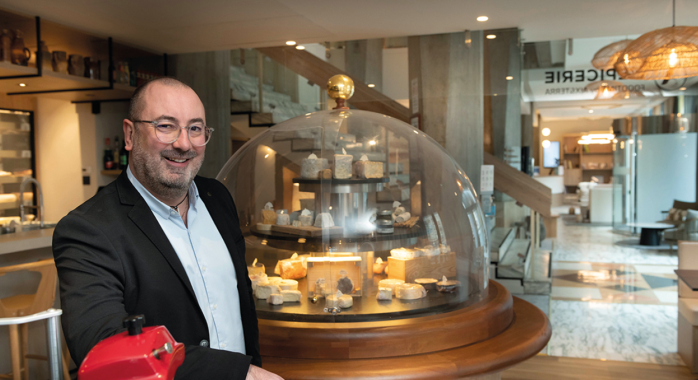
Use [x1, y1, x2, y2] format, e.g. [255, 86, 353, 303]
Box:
[258, 281, 514, 359]
[261, 294, 551, 379]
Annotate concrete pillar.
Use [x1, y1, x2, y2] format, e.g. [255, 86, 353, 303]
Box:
[484, 28, 521, 166]
[408, 31, 484, 193]
[345, 39, 384, 91]
[169, 51, 232, 178]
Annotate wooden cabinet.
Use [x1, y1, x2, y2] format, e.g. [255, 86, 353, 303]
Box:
[564, 168, 582, 186]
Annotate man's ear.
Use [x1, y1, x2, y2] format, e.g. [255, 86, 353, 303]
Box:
[123, 119, 135, 151]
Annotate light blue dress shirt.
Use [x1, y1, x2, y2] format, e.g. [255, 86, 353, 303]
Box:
[127, 167, 246, 354]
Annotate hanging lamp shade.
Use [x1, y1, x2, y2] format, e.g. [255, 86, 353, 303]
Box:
[614, 26, 698, 80]
[591, 40, 632, 70]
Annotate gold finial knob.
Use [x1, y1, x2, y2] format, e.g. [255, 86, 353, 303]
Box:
[327, 74, 354, 109]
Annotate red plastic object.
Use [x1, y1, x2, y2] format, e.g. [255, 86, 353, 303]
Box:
[78, 326, 185, 380]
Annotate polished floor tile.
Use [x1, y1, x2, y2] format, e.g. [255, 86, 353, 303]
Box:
[551, 286, 602, 300]
[548, 219, 682, 366]
[548, 300, 683, 365]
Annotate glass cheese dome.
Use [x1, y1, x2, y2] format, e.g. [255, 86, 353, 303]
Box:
[217, 75, 489, 322]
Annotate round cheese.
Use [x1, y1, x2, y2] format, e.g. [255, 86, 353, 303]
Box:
[396, 283, 427, 300]
[378, 279, 404, 295]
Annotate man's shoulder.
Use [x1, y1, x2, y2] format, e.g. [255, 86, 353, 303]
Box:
[57, 179, 124, 230]
[194, 176, 228, 196]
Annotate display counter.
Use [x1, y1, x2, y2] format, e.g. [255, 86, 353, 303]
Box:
[217, 75, 550, 379]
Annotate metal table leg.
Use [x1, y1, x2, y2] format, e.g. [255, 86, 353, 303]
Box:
[46, 312, 63, 380]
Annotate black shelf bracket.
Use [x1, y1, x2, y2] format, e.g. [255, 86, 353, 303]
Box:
[0, 16, 42, 80]
[7, 37, 115, 96]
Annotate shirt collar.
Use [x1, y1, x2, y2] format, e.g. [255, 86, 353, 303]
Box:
[127, 166, 199, 220]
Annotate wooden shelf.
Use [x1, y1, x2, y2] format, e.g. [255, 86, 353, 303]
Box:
[0, 61, 37, 77]
[100, 170, 122, 176]
[4, 71, 136, 102]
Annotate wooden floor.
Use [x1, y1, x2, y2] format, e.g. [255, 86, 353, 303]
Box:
[502, 355, 696, 380]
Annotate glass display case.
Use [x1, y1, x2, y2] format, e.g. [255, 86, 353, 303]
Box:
[217, 76, 489, 322]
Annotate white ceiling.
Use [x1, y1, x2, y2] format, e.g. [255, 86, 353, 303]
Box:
[0, 0, 696, 54]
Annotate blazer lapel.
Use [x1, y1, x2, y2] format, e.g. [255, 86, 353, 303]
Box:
[116, 171, 199, 304]
[197, 179, 252, 300]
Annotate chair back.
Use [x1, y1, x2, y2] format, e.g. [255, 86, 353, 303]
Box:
[0, 259, 57, 318]
[673, 200, 698, 211]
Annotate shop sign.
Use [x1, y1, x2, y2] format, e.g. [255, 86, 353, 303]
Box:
[521, 67, 669, 102]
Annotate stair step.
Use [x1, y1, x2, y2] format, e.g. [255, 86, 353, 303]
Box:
[497, 239, 530, 279]
[489, 227, 516, 263]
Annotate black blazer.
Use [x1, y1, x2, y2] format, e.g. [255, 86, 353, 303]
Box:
[52, 170, 261, 380]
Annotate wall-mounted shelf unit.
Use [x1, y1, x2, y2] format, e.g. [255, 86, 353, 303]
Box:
[0, 8, 166, 103]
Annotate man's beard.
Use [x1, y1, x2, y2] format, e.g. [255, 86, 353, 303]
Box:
[130, 132, 204, 200]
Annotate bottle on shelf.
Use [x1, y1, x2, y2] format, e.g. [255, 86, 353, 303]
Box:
[113, 136, 120, 170]
[120, 139, 128, 169]
[103, 137, 114, 170]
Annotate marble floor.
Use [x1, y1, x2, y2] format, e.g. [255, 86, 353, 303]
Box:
[546, 213, 682, 366]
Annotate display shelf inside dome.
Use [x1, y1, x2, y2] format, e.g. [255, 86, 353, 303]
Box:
[217, 74, 489, 322]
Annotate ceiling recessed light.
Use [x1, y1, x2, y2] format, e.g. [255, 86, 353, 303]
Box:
[542, 140, 551, 148]
[477, 16, 488, 22]
[18, 83, 26, 87]
[506, 76, 513, 80]
[542, 128, 551, 136]
[286, 40, 296, 46]
[589, 110, 594, 113]
[296, 45, 305, 50]
[368, 84, 375, 88]
[680, 87, 687, 91]
[486, 34, 496, 39]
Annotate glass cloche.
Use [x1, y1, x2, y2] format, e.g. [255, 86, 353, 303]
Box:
[217, 75, 489, 322]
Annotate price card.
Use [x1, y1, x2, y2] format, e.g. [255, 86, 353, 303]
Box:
[480, 165, 494, 193]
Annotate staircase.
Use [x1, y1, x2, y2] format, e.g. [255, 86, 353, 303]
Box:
[230, 65, 319, 127]
[485, 152, 553, 296]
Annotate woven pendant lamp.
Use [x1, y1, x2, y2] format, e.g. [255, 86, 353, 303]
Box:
[613, 0, 698, 80]
[614, 26, 698, 80]
[592, 40, 632, 70]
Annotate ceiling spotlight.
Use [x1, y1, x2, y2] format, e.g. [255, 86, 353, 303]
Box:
[542, 140, 551, 148]
[589, 110, 594, 114]
[286, 40, 296, 46]
[487, 34, 496, 39]
[295, 45, 305, 50]
[477, 16, 488, 22]
[368, 84, 375, 88]
[506, 76, 513, 80]
[680, 87, 687, 91]
[18, 83, 26, 87]
[542, 128, 551, 136]
[368, 140, 376, 146]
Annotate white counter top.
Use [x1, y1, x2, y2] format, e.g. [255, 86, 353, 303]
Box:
[0, 228, 54, 255]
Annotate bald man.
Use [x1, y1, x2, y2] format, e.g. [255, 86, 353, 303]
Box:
[53, 78, 282, 380]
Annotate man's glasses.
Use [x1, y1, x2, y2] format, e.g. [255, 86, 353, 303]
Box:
[132, 120, 214, 146]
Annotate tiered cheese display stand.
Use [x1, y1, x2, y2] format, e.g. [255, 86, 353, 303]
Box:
[216, 75, 550, 380]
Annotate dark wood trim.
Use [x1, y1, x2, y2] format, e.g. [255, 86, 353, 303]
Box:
[262, 296, 551, 379]
[258, 280, 514, 360]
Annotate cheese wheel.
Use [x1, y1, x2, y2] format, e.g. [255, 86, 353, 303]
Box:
[396, 283, 427, 300]
[378, 279, 404, 296]
[281, 290, 302, 303]
[326, 294, 353, 308]
[255, 284, 281, 300]
[267, 293, 283, 305]
[249, 273, 268, 291]
[277, 279, 298, 291]
[376, 287, 393, 301]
